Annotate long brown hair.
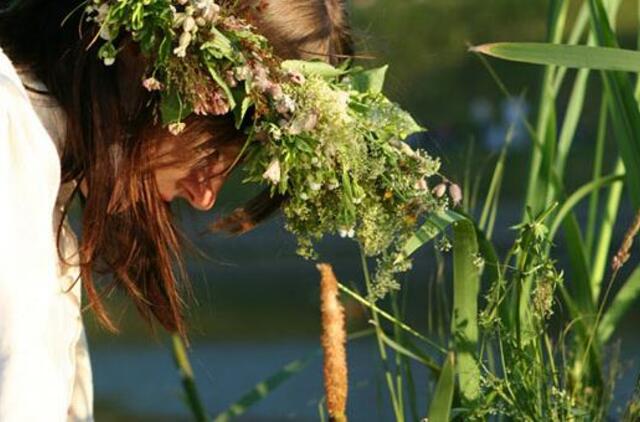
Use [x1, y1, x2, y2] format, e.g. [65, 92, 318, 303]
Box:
[0, 0, 353, 337]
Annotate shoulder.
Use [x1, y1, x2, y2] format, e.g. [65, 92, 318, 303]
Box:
[0, 48, 30, 110]
[0, 49, 61, 210]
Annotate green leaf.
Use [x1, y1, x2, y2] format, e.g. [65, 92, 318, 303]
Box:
[213, 352, 318, 422]
[598, 265, 640, 342]
[452, 219, 481, 405]
[281, 60, 347, 78]
[160, 89, 192, 125]
[234, 94, 253, 129]
[471, 42, 640, 73]
[427, 352, 455, 422]
[205, 64, 237, 111]
[587, 0, 640, 209]
[201, 27, 234, 59]
[350, 65, 388, 94]
[400, 210, 465, 259]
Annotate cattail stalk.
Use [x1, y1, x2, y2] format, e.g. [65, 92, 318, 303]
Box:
[317, 263, 348, 422]
[612, 208, 640, 272]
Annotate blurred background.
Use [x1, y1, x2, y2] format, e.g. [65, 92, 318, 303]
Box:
[87, 1, 640, 420]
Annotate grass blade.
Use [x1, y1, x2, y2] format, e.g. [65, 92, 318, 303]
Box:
[452, 219, 481, 405]
[598, 266, 640, 342]
[589, 0, 640, 208]
[212, 329, 373, 422]
[471, 43, 640, 73]
[212, 352, 318, 422]
[171, 335, 209, 422]
[427, 352, 455, 422]
[401, 210, 465, 258]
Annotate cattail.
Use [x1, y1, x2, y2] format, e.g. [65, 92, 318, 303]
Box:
[612, 208, 640, 271]
[317, 263, 348, 422]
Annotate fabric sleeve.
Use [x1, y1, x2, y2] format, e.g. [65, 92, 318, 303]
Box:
[0, 75, 75, 421]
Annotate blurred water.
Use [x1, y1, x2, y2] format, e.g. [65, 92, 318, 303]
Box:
[92, 337, 428, 421]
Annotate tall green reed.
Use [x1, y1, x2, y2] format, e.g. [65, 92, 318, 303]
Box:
[167, 0, 640, 420]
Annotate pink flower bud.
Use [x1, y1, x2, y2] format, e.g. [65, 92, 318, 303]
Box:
[449, 183, 462, 206]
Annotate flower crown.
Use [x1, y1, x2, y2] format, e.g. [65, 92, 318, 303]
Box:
[85, 0, 451, 298]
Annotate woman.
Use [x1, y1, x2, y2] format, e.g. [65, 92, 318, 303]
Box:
[0, 0, 352, 419]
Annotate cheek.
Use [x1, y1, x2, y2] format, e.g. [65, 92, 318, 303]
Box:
[154, 165, 191, 202]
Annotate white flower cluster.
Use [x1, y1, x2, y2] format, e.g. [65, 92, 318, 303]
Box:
[172, 0, 221, 57]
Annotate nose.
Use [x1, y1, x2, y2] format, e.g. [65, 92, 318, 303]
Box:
[177, 167, 228, 211]
[177, 175, 216, 211]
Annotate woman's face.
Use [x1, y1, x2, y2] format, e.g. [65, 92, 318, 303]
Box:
[152, 134, 243, 211]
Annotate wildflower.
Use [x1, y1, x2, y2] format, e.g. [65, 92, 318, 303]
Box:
[221, 15, 250, 31]
[288, 113, 318, 135]
[275, 94, 296, 115]
[209, 90, 230, 115]
[317, 264, 349, 422]
[432, 183, 447, 198]
[288, 70, 306, 85]
[194, 0, 220, 23]
[335, 91, 349, 113]
[168, 122, 186, 135]
[173, 31, 192, 57]
[267, 125, 282, 140]
[142, 77, 163, 91]
[338, 227, 355, 238]
[234, 65, 251, 81]
[449, 183, 462, 206]
[262, 158, 281, 184]
[182, 16, 196, 32]
[224, 70, 238, 88]
[95, 3, 109, 23]
[414, 178, 428, 191]
[103, 56, 115, 66]
[99, 25, 115, 41]
[309, 181, 322, 191]
[252, 64, 272, 92]
[267, 83, 284, 100]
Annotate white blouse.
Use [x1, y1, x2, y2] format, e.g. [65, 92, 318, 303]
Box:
[0, 47, 94, 421]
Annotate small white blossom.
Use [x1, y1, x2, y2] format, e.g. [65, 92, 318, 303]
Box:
[267, 83, 284, 100]
[182, 16, 196, 32]
[262, 159, 281, 184]
[432, 183, 447, 198]
[339, 227, 355, 238]
[287, 70, 306, 85]
[103, 56, 115, 66]
[99, 25, 115, 41]
[268, 126, 282, 140]
[309, 181, 322, 191]
[276, 95, 296, 115]
[234, 65, 251, 81]
[195, 0, 220, 23]
[335, 91, 350, 113]
[168, 122, 186, 135]
[142, 77, 163, 91]
[414, 178, 428, 191]
[173, 31, 192, 57]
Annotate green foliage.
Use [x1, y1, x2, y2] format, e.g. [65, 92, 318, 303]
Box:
[165, 1, 640, 421]
[428, 352, 455, 422]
